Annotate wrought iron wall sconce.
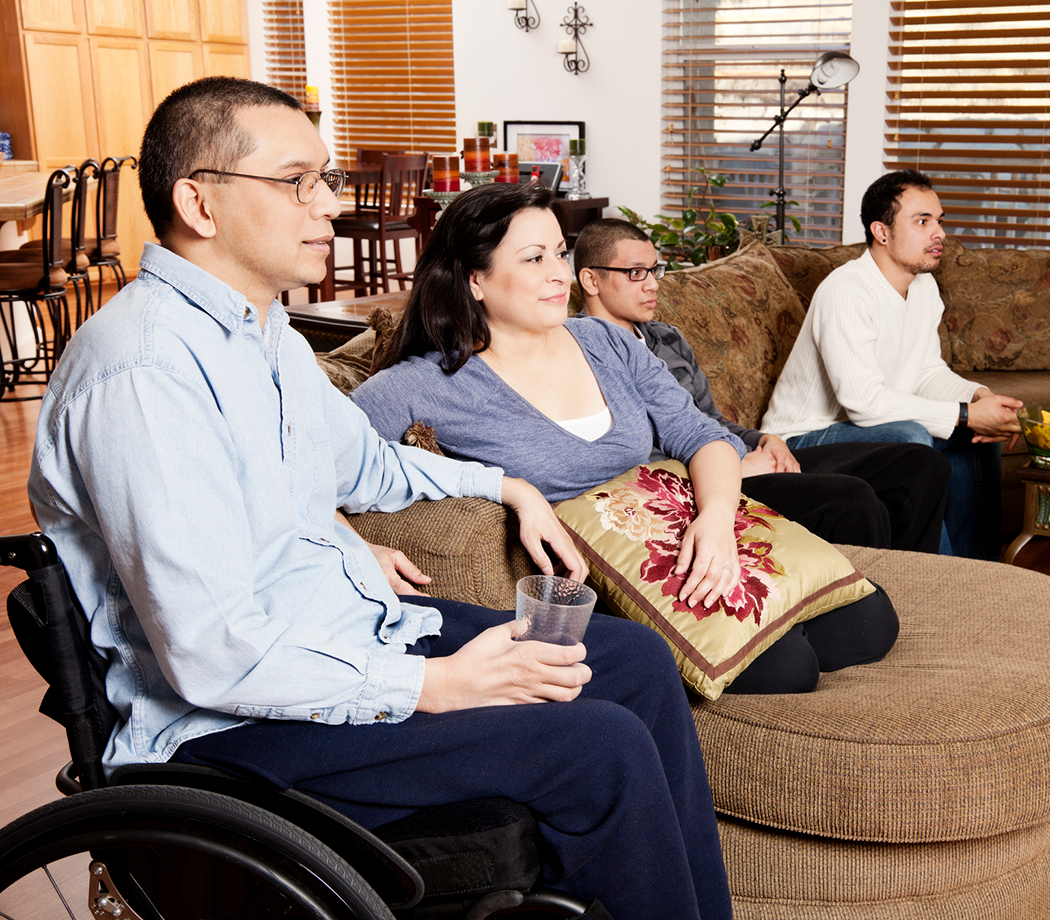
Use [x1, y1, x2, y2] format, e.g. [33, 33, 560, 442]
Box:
[559, 3, 591, 75]
[506, 0, 540, 32]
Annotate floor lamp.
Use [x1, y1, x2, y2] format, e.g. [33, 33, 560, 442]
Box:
[749, 51, 860, 234]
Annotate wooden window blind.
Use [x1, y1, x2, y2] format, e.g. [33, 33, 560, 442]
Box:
[885, 1, 1050, 247]
[263, 0, 308, 102]
[328, 0, 455, 164]
[662, 1, 852, 245]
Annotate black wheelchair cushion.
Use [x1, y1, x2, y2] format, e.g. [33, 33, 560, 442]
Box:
[373, 797, 541, 898]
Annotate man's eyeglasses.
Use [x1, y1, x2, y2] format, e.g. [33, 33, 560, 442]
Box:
[187, 168, 347, 203]
[589, 264, 666, 282]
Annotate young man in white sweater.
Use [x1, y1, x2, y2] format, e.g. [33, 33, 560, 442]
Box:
[761, 169, 1022, 559]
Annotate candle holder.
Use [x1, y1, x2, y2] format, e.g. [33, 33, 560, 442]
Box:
[567, 139, 587, 200]
[461, 170, 498, 188]
[423, 189, 462, 211]
[559, 3, 592, 76]
[506, 0, 539, 32]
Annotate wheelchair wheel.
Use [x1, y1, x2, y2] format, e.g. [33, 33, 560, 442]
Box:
[0, 784, 395, 920]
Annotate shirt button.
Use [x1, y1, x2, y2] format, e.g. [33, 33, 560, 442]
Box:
[243, 307, 250, 318]
[374, 712, 388, 721]
[310, 712, 321, 720]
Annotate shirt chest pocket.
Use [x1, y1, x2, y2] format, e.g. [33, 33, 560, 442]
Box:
[286, 423, 337, 525]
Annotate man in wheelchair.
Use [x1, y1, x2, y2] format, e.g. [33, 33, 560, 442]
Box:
[24, 77, 731, 920]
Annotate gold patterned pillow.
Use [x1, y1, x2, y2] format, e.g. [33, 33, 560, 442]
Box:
[554, 460, 875, 699]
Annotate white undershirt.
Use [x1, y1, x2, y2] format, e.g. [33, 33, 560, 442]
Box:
[555, 406, 613, 441]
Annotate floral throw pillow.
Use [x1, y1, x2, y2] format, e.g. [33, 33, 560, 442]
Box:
[554, 460, 876, 699]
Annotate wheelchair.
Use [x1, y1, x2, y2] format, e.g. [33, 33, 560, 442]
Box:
[0, 532, 611, 920]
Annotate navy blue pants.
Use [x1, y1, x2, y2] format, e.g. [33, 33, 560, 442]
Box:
[173, 598, 733, 920]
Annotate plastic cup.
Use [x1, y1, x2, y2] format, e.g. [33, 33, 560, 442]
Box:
[514, 575, 597, 645]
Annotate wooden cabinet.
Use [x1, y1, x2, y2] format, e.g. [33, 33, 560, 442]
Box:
[144, 0, 199, 41]
[23, 33, 98, 169]
[4, 0, 251, 272]
[19, 0, 85, 33]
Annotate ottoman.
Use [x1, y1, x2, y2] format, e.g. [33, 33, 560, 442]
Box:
[695, 546, 1050, 918]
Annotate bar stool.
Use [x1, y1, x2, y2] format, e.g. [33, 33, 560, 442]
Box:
[332, 153, 429, 296]
[88, 155, 138, 306]
[16, 159, 99, 327]
[0, 168, 73, 400]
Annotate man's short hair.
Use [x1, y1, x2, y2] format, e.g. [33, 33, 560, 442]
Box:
[860, 169, 935, 246]
[573, 218, 651, 282]
[139, 77, 302, 239]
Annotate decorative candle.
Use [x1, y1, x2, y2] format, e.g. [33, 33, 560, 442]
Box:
[493, 152, 519, 184]
[304, 85, 320, 111]
[506, 0, 526, 8]
[462, 137, 491, 172]
[569, 138, 586, 156]
[432, 154, 460, 192]
[478, 121, 495, 139]
[558, 39, 577, 54]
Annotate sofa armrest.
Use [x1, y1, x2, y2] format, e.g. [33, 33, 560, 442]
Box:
[345, 497, 536, 610]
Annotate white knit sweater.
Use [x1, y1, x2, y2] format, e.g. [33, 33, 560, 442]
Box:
[761, 249, 980, 441]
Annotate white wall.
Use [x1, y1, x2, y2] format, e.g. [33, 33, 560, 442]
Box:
[843, 0, 892, 244]
[451, 0, 662, 221]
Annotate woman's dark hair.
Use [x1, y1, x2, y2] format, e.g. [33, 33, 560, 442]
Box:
[139, 77, 301, 240]
[860, 169, 934, 246]
[375, 182, 561, 374]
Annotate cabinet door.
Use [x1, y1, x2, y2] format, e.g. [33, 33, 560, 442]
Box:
[19, 0, 84, 33]
[199, 0, 247, 44]
[204, 43, 250, 79]
[149, 40, 203, 104]
[91, 37, 156, 270]
[86, 0, 143, 37]
[145, 0, 199, 41]
[24, 33, 97, 167]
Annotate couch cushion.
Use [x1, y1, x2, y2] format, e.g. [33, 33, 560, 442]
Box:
[767, 241, 867, 309]
[554, 460, 875, 700]
[695, 546, 1050, 844]
[935, 237, 1050, 372]
[653, 241, 808, 430]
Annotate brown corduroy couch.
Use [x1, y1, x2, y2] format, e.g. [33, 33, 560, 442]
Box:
[325, 237, 1050, 918]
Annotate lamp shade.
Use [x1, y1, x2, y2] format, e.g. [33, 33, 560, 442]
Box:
[809, 51, 859, 89]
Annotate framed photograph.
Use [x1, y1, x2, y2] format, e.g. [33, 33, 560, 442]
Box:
[504, 121, 585, 184]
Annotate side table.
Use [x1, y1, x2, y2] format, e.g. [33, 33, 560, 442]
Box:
[1002, 461, 1050, 564]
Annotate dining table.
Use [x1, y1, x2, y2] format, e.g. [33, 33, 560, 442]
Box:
[0, 167, 75, 223]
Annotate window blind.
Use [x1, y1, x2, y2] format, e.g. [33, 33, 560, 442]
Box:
[263, 0, 307, 102]
[662, 0, 852, 246]
[328, 0, 455, 164]
[884, 1, 1050, 247]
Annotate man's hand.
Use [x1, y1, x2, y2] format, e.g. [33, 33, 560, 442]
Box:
[501, 476, 588, 581]
[741, 435, 800, 477]
[417, 621, 591, 712]
[967, 392, 1023, 448]
[366, 542, 432, 596]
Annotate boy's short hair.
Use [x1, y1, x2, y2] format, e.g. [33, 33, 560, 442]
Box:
[574, 219, 651, 282]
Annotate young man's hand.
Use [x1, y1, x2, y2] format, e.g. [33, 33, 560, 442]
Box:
[968, 390, 1023, 448]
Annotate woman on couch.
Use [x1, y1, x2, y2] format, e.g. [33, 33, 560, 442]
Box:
[352, 182, 898, 694]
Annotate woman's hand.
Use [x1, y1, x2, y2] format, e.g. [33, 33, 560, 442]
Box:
[678, 441, 744, 608]
[675, 513, 741, 609]
[417, 622, 591, 712]
[501, 476, 588, 581]
[366, 542, 432, 596]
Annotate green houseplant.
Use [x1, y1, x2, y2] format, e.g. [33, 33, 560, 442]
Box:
[619, 168, 740, 270]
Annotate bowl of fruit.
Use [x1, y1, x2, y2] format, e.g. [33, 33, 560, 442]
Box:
[1018, 405, 1050, 470]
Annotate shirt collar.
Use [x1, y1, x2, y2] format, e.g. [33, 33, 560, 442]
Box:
[137, 242, 287, 334]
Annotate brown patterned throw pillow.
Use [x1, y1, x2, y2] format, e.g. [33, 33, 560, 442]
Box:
[653, 240, 808, 430]
[554, 460, 875, 699]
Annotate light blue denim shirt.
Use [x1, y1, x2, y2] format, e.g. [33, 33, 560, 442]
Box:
[29, 243, 504, 772]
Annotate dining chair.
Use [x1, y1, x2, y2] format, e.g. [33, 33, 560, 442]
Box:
[88, 155, 138, 306]
[16, 159, 99, 327]
[332, 152, 429, 296]
[0, 167, 74, 400]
